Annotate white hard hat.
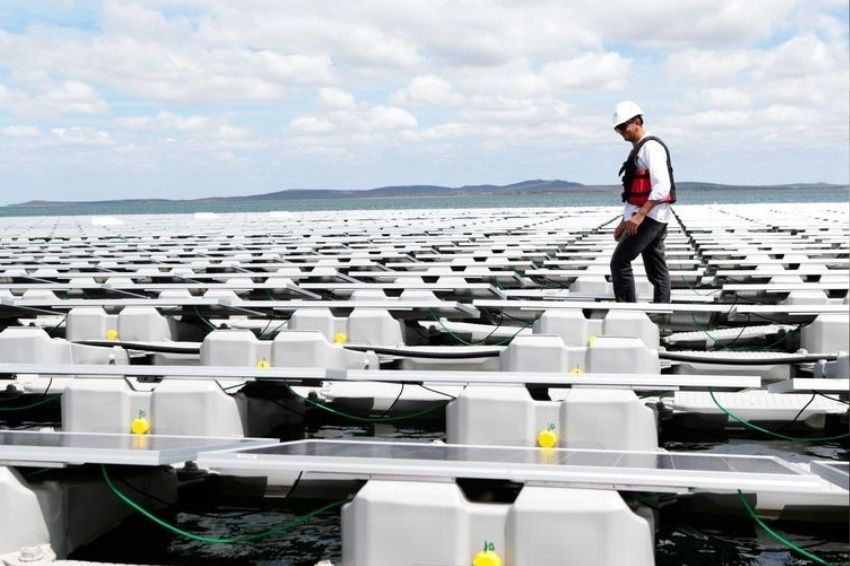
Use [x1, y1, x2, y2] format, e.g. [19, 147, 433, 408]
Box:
[613, 100, 642, 127]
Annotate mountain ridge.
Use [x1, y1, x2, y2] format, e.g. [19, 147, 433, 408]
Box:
[8, 179, 846, 207]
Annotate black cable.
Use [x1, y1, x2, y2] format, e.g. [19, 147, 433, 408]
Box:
[775, 393, 816, 432]
[76, 340, 200, 354]
[659, 351, 838, 365]
[418, 383, 458, 400]
[815, 392, 850, 406]
[0, 376, 54, 407]
[380, 384, 405, 417]
[341, 344, 502, 358]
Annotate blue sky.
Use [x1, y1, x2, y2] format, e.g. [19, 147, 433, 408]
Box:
[0, 0, 847, 203]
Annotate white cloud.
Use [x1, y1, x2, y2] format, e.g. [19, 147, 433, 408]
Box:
[50, 127, 113, 146]
[665, 50, 758, 83]
[117, 111, 211, 131]
[0, 0, 846, 198]
[690, 88, 752, 110]
[319, 88, 357, 110]
[541, 53, 631, 92]
[391, 75, 463, 106]
[291, 91, 417, 137]
[1, 125, 41, 138]
[0, 79, 108, 116]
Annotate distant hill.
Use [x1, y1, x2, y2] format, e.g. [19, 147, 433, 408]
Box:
[7, 180, 847, 207]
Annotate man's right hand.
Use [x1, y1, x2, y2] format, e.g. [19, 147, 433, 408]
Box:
[614, 220, 626, 241]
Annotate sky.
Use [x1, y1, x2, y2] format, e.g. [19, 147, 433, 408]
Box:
[0, 0, 847, 203]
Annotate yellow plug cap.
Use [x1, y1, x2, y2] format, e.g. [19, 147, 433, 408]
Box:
[257, 358, 270, 368]
[537, 429, 558, 448]
[587, 334, 597, 345]
[334, 333, 347, 344]
[130, 417, 150, 435]
[473, 550, 502, 566]
[570, 366, 583, 375]
[106, 329, 119, 341]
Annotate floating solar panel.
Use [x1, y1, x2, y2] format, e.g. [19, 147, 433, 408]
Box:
[196, 439, 821, 494]
[810, 461, 849, 491]
[0, 363, 760, 390]
[473, 299, 849, 316]
[0, 430, 276, 467]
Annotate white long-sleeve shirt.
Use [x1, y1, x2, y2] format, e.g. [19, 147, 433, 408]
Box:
[622, 133, 672, 224]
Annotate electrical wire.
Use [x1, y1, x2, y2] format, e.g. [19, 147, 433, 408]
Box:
[0, 377, 59, 412]
[192, 306, 219, 331]
[101, 465, 347, 545]
[418, 383, 458, 400]
[774, 393, 816, 432]
[342, 343, 502, 359]
[736, 490, 835, 566]
[661, 352, 838, 365]
[45, 313, 69, 337]
[815, 392, 850, 406]
[708, 390, 849, 443]
[282, 382, 447, 423]
[380, 384, 405, 417]
[426, 309, 530, 347]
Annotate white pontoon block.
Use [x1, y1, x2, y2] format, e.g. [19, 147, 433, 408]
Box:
[602, 310, 660, 350]
[780, 289, 829, 306]
[66, 306, 175, 342]
[271, 331, 379, 370]
[287, 308, 345, 341]
[200, 329, 272, 366]
[346, 308, 405, 346]
[801, 314, 849, 353]
[66, 307, 117, 341]
[532, 309, 589, 347]
[568, 274, 612, 296]
[115, 306, 175, 341]
[0, 467, 50, 556]
[560, 389, 658, 451]
[62, 378, 151, 434]
[586, 336, 659, 374]
[341, 480, 653, 566]
[500, 335, 585, 373]
[199, 328, 376, 370]
[150, 379, 247, 436]
[446, 386, 556, 447]
[0, 326, 127, 365]
[446, 387, 658, 451]
[0, 465, 175, 558]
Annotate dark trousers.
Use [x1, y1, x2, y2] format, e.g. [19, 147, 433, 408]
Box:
[610, 216, 670, 303]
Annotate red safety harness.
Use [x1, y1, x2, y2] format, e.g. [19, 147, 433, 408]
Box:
[619, 136, 676, 206]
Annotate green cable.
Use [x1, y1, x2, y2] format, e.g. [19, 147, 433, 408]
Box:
[0, 394, 61, 411]
[736, 490, 835, 566]
[101, 465, 347, 544]
[192, 306, 218, 331]
[259, 319, 288, 339]
[428, 309, 529, 346]
[677, 276, 801, 352]
[282, 381, 448, 422]
[708, 390, 849, 443]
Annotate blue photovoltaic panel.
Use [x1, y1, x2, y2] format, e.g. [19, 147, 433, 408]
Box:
[0, 430, 276, 467]
[810, 461, 849, 491]
[197, 439, 822, 494]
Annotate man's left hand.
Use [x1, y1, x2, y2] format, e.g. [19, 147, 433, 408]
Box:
[625, 212, 645, 235]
